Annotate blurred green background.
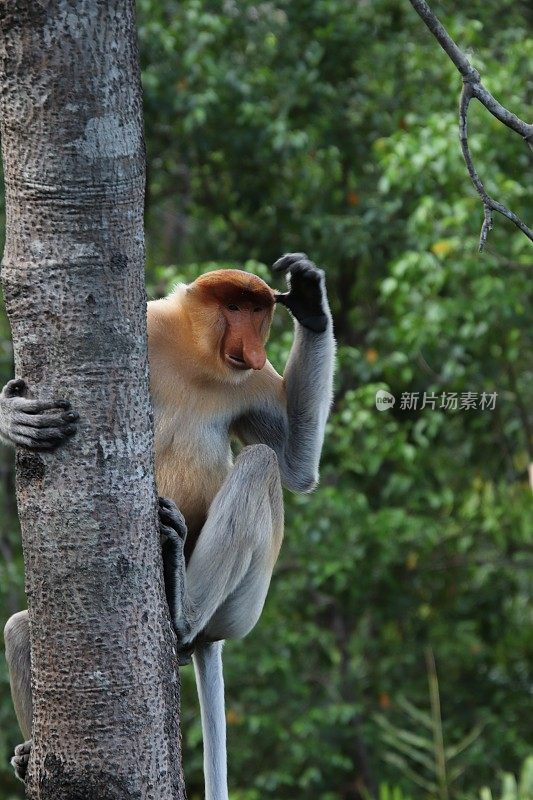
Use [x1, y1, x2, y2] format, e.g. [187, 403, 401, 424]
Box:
[1, 1, 532, 798]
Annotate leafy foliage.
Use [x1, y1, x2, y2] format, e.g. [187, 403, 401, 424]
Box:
[375, 651, 485, 798]
[479, 757, 533, 800]
[0, 1, 531, 798]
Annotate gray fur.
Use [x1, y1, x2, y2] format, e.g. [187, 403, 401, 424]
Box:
[4, 610, 32, 742]
[233, 316, 335, 493]
[177, 444, 284, 643]
[175, 444, 284, 800]
[193, 642, 227, 800]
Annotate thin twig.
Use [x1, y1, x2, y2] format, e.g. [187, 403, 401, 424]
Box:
[409, 0, 533, 249]
[458, 83, 532, 248]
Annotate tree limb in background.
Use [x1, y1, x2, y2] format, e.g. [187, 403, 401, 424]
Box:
[408, 0, 533, 250]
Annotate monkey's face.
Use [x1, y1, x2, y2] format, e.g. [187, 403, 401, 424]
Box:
[191, 270, 275, 383]
[220, 300, 272, 373]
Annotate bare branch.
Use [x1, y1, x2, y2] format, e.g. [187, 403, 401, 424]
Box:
[458, 83, 532, 249]
[409, 0, 533, 249]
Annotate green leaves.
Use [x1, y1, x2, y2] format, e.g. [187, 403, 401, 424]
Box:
[375, 655, 485, 799]
[479, 757, 533, 800]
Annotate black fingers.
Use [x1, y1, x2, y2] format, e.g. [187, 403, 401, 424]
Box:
[272, 252, 309, 273]
[271, 252, 328, 332]
[158, 496, 187, 541]
[12, 399, 78, 450]
[11, 740, 31, 783]
[272, 252, 324, 279]
[11, 424, 78, 451]
[12, 397, 72, 414]
[11, 428, 76, 450]
[160, 524, 179, 541]
[160, 510, 189, 651]
[0, 380, 79, 451]
[2, 379, 73, 413]
[159, 497, 177, 512]
[14, 410, 78, 429]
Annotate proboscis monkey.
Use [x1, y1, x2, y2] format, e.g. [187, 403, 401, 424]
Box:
[1, 253, 335, 800]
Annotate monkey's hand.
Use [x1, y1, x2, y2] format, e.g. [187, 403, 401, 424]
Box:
[11, 739, 31, 783]
[158, 497, 194, 665]
[0, 379, 78, 451]
[273, 253, 329, 333]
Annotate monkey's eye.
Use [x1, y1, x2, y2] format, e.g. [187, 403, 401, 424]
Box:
[227, 304, 239, 312]
[253, 307, 263, 313]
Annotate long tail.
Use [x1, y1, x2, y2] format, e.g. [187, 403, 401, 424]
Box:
[193, 640, 228, 800]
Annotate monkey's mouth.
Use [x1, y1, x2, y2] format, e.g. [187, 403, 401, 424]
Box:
[225, 353, 250, 370]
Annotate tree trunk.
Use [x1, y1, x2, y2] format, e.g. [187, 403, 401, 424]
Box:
[0, 2, 185, 798]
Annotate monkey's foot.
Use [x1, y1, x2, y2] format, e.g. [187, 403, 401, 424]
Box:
[177, 639, 195, 666]
[158, 496, 187, 541]
[158, 496, 193, 654]
[11, 739, 31, 783]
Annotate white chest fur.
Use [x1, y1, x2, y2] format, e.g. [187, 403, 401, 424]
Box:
[152, 399, 236, 533]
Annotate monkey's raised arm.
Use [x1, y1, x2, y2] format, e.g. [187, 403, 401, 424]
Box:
[233, 254, 335, 493]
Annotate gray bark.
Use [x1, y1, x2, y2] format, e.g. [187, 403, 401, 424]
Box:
[0, 2, 185, 798]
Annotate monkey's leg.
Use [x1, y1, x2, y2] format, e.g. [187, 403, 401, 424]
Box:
[182, 444, 284, 644]
[4, 610, 32, 781]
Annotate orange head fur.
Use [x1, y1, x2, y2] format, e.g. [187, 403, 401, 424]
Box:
[185, 270, 276, 382]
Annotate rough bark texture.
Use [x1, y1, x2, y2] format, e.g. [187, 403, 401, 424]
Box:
[0, 2, 185, 798]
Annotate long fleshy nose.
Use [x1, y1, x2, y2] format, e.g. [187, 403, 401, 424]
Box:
[242, 331, 266, 370]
